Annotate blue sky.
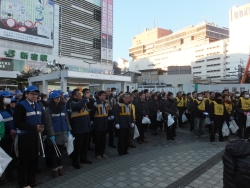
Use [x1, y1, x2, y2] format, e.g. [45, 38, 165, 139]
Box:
[113, 0, 250, 62]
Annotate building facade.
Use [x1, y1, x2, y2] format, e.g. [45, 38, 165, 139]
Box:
[0, 0, 113, 90]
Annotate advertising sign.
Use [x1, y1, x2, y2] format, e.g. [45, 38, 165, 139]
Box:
[0, 0, 54, 47]
[101, 0, 113, 62]
[0, 58, 13, 71]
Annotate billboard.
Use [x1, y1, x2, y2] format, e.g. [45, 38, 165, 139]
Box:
[101, 0, 113, 62]
[0, 0, 54, 47]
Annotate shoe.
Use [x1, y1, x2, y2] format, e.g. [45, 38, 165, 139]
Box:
[72, 163, 81, 169]
[119, 153, 123, 156]
[52, 170, 59, 179]
[29, 182, 41, 187]
[142, 140, 148, 143]
[6, 173, 16, 182]
[102, 154, 108, 158]
[129, 144, 136, 148]
[108, 144, 116, 148]
[96, 156, 102, 160]
[58, 168, 65, 176]
[80, 159, 93, 164]
[137, 141, 142, 144]
[0, 178, 6, 186]
[123, 151, 130, 154]
[215, 133, 219, 137]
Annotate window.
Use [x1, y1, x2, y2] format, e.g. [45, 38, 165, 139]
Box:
[193, 66, 201, 69]
[193, 71, 201, 74]
[226, 68, 230, 70]
[94, 9, 101, 21]
[207, 76, 221, 78]
[207, 69, 220, 73]
[196, 60, 205, 63]
[93, 38, 101, 49]
[207, 57, 221, 61]
[207, 63, 220, 67]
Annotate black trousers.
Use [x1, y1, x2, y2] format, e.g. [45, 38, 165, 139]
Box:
[117, 128, 129, 155]
[177, 107, 185, 127]
[238, 113, 250, 139]
[166, 118, 177, 139]
[49, 144, 64, 169]
[18, 158, 38, 188]
[128, 127, 134, 145]
[72, 132, 90, 164]
[150, 115, 159, 133]
[108, 120, 115, 146]
[210, 116, 224, 141]
[190, 113, 194, 131]
[136, 120, 145, 141]
[94, 131, 107, 156]
[0, 137, 17, 178]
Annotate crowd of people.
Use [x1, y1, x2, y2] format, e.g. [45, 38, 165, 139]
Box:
[0, 86, 249, 188]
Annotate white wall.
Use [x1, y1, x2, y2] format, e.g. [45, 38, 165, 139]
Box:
[159, 74, 193, 87]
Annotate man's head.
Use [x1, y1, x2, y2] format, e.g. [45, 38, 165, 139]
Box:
[177, 92, 182, 98]
[122, 93, 130, 104]
[72, 89, 82, 100]
[145, 92, 150, 99]
[222, 89, 229, 95]
[129, 94, 134, 102]
[98, 91, 106, 102]
[209, 92, 215, 99]
[139, 92, 145, 101]
[106, 88, 111, 97]
[167, 92, 173, 100]
[25, 86, 40, 102]
[111, 88, 116, 96]
[192, 91, 197, 98]
[133, 90, 138, 97]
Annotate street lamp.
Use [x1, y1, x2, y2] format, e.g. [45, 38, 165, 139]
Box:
[83, 60, 97, 72]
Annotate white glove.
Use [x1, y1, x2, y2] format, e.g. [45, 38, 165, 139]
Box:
[110, 115, 114, 120]
[108, 117, 111, 120]
[115, 124, 120, 129]
[131, 123, 135, 128]
[91, 121, 94, 125]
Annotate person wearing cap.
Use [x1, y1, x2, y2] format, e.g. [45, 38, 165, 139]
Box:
[90, 91, 109, 159]
[0, 91, 17, 186]
[13, 85, 44, 188]
[16, 92, 23, 102]
[163, 92, 178, 140]
[45, 91, 71, 178]
[236, 91, 250, 139]
[63, 94, 69, 103]
[209, 92, 228, 142]
[66, 89, 92, 169]
[193, 93, 207, 138]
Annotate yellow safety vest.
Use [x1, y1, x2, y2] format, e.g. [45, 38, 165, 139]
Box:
[184, 98, 188, 107]
[176, 97, 185, 107]
[118, 103, 131, 116]
[213, 101, 224, 116]
[240, 97, 250, 110]
[224, 102, 232, 114]
[106, 98, 114, 111]
[71, 104, 89, 118]
[195, 99, 205, 111]
[131, 103, 136, 122]
[94, 103, 109, 117]
[208, 99, 214, 105]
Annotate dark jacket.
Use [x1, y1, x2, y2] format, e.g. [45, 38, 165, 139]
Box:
[13, 102, 44, 160]
[67, 97, 91, 135]
[149, 100, 159, 118]
[90, 100, 109, 131]
[114, 103, 134, 129]
[134, 99, 149, 121]
[163, 99, 177, 119]
[222, 139, 250, 188]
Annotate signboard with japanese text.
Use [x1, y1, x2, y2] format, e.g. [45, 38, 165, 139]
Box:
[0, 58, 13, 71]
[0, 0, 54, 47]
[101, 0, 113, 62]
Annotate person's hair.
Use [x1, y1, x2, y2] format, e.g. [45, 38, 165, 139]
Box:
[222, 89, 228, 94]
[192, 91, 197, 95]
[0, 96, 4, 110]
[209, 91, 215, 95]
[187, 92, 191, 96]
[119, 96, 124, 103]
[182, 93, 186, 97]
[132, 90, 138, 93]
[151, 94, 158, 100]
[139, 92, 145, 97]
[144, 89, 148, 94]
[222, 94, 229, 99]
[82, 88, 89, 94]
[72, 89, 80, 97]
[41, 94, 47, 99]
[111, 88, 116, 92]
[176, 91, 182, 96]
[106, 88, 110, 92]
[167, 92, 173, 97]
[162, 93, 166, 98]
[98, 90, 106, 96]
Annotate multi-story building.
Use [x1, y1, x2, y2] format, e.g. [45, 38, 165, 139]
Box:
[0, 0, 113, 90]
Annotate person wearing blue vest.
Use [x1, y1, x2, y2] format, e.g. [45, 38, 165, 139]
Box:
[66, 88, 92, 169]
[13, 86, 44, 188]
[45, 91, 71, 178]
[0, 91, 17, 186]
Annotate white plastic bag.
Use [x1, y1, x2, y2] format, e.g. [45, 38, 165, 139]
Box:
[222, 122, 230, 137]
[133, 124, 140, 139]
[65, 134, 75, 155]
[182, 113, 188, 123]
[142, 117, 151, 124]
[229, 120, 239, 134]
[0, 147, 12, 177]
[156, 112, 162, 121]
[246, 115, 250, 128]
[205, 116, 211, 124]
[167, 114, 175, 127]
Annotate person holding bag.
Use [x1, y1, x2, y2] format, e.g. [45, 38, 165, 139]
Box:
[45, 91, 71, 178]
[149, 94, 160, 135]
[0, 91, 17, 186]
[209, 93, 228, 142]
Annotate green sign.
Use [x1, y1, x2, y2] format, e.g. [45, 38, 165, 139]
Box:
[31, 54, 38, 61]
[21, 52, 28, 59]
[4, 49, 15, 57]
[40, 54, 48, 62]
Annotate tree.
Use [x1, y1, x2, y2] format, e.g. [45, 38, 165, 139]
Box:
[15, 66, 41, 89]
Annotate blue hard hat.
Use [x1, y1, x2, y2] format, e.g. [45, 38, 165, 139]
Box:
[64, 94, 69, 98]
[0, 91, 12, 97]
[57, 90, 64, 95]
[15, 90, 21, 94]
[11, 98, 16, 103]
[25, 86, 39, 93]
[49, 91, 61, 99]
[68, 90, 72, 95]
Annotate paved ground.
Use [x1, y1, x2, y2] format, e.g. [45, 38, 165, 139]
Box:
[2, 124, 234, 188]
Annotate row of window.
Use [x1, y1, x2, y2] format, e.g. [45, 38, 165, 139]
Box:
[207, 45, 220, 50]
[207, 51, 220, 56]
[207, 69, 220, 73]
[207, 57, 221, 61]
[207, 63, 220, 67]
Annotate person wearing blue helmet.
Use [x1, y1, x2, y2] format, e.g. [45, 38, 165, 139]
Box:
[13, 85, 44, 188]
[0, 91, 17, 186]
[45, 91, 71, 178]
